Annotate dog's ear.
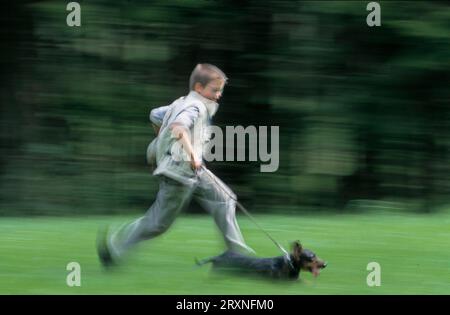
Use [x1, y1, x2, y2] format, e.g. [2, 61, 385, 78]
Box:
[292, 241, 303, 260]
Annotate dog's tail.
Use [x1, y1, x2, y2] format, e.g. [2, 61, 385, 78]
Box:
[195, 256, 214, 266]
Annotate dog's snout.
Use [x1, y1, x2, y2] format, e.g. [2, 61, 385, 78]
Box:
[322, 262, 327, 268]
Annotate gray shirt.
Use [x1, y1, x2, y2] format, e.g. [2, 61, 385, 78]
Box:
[147, 91, 219, 186]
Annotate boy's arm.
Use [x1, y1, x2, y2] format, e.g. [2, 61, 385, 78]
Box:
[170, 124, 202, 170]
[149, 105, 170, 135]
[169, 105, 201, 170]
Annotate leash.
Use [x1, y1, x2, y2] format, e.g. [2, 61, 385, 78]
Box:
[198, 165, 294, 268]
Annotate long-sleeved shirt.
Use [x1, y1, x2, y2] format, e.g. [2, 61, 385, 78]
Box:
[147, 91, 219, 186]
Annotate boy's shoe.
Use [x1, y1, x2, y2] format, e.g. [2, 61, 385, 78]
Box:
[96, 226, 117, 269]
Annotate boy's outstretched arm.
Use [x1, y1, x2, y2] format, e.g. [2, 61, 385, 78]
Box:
[168, 104, 201, 170]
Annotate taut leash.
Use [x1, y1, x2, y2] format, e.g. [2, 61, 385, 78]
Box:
[199, 165, 294, 267]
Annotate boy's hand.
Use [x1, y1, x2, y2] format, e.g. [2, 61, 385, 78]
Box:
[191, 156, 202, 171]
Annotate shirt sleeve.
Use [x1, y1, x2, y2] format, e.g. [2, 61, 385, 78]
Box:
[149, 105, 170, 127]
[170, 105, 200, 130]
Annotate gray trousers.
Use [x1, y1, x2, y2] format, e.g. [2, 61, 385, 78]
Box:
[109, 167, 254, 259]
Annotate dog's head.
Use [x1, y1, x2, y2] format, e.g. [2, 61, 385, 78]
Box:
[291, 241, 327, 277]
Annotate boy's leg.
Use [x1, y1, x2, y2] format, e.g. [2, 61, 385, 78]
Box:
[108, 176, 194, 260]
[194, 167, 255, 254]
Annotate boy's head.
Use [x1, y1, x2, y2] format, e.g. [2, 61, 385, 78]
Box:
[189, 63, 228, 102]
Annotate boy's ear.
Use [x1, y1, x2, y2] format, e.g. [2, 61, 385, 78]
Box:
[292, 241, 303, 259]
[194, 82, 204, 92]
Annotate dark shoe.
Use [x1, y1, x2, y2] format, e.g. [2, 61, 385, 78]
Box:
[96, 226, 116, 269]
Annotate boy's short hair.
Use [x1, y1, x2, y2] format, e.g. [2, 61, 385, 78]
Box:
[189, 63, 228, 90]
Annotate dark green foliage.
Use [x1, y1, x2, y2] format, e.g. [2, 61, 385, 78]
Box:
[1, 1, 449, 215]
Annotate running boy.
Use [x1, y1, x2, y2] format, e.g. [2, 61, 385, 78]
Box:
[97, 64, 254, 266]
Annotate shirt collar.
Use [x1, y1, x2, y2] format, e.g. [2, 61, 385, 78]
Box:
[189, 91, 219, 118]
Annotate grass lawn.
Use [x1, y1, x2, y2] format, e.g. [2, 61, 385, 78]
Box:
[0, 211, 449, 294]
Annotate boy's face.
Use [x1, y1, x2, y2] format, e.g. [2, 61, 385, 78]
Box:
[195, 79, 225, 102]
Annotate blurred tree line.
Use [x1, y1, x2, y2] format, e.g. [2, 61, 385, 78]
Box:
[1, 1, 449, 216]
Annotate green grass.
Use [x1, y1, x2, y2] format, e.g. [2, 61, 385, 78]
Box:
[0, 212, 449, 294]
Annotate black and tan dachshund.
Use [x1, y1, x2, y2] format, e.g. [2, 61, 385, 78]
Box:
[196, 241, 327, 280]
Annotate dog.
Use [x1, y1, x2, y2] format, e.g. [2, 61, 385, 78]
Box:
[195, 241, 326, 280]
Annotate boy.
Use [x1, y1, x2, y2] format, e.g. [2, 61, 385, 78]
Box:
[97, 64, 254, 267]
